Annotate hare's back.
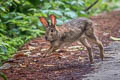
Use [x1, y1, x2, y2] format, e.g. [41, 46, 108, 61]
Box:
[63, 17, 93, 29]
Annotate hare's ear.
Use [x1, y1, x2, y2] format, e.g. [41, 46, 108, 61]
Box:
[50, 14, 56, 26]
[39, 17, 49, 27]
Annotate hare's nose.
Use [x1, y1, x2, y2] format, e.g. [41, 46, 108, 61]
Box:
[45, 36, 48, 40]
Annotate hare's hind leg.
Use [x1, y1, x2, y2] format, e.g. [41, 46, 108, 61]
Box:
[86, 33, 104, 61]
[79, 37, 93, 63]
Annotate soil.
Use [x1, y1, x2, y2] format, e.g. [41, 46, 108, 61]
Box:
[0, 10, 120, 80]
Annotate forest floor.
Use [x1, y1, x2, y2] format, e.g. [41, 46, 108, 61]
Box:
[0, 10, 120, 80]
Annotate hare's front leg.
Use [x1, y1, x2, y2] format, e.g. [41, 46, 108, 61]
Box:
[43, 42, 61, 57]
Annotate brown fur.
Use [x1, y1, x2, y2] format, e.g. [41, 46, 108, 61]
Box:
[39, 15, 104, 63]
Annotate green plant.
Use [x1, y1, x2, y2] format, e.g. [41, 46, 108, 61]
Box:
[0, 72, 7, 80]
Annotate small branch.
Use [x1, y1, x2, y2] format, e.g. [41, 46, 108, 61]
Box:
[84, 0, 99, 12]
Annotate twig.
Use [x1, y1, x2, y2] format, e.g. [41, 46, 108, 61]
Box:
[84, 0, 99, 12]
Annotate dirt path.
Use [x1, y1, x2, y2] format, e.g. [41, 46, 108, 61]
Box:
[83, 41, 120, 80]
[0, 11, 120, 80]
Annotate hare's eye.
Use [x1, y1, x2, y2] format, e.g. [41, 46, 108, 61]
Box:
[51, 29, 54, 32]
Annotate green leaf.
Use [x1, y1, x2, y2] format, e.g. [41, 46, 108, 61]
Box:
[64, 11, 77, 18]
[0, 72, 7, 80]
[14, 0, 20, 4]
[43, 3, 51, 9]
[0, 7, 6, 12]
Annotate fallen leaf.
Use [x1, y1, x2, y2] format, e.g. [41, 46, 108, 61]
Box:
[19, 64, 27, 68]
[43, 64, 55, 67]
[110, 36, 120, 41]
[29, 46, 36, 50]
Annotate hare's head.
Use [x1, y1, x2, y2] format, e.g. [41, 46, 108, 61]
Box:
[39, 14, 58, 42]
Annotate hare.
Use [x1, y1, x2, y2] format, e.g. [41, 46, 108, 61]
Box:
[39, 14, 104, 63]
